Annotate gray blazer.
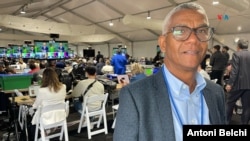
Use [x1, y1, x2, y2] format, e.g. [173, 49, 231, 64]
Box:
[113, 68, 226, 141]
[228, 49, 250, 90]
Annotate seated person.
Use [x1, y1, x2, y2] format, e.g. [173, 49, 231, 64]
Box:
[101, 60, 114, 74]
[70, 66, 105, 113]
[96, 58, 105, 75]
[4, 67, 16, 74]
[56, 60, 66, 69]
[31, 68, 66, 121]
[0, 63, 6, 74]
[28, 60, 40, 83]
[16, 58, 27, 71]
[28, 60, 40, 74]
[129, 63, 147, 83]
[31, 68, 66, 139]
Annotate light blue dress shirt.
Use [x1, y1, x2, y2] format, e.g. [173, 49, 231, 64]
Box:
[162, 65, 210, 141]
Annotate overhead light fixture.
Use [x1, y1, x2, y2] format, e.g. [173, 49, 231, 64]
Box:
[109, 20, 114, 26]
[237, 26, 242, 31]
[212, 1, 219, 5]
[234, 37, 239, 43]
[146, 11, 151, 20]
[20, 7, 26, 14]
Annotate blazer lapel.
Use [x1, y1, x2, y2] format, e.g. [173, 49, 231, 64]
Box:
[202, 84, 217, 124]
[153, 68, 176, 140]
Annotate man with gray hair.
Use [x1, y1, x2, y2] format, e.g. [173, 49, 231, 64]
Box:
[225, 39, 250, 125]
[114, 2, 226, 141]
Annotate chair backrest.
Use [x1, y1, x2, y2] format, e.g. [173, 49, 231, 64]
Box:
[78, 93, 109, 139]
[37, 101, 69, 128]
[35, 101, 69, 141]
[211, 79, 218, 83]
[82, 93, 108, 112]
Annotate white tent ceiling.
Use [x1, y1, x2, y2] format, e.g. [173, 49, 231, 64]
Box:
[0, 0, 250, 46]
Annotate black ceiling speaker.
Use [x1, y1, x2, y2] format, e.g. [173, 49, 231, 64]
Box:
[8, 43, 14, 47]
[50, 33, 59, 39]
[24, 40, 32, 44]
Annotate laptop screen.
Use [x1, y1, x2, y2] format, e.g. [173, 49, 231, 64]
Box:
[117, 75, 130, 85]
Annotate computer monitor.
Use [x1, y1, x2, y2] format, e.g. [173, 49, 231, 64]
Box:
[0, 47, 7, 58]
[12, 45, 22, 59]
[34, 40, 69, 59]
[21, 45, 35, 59]
[112, 47, 126, 56]
[83, 49, 95, 58]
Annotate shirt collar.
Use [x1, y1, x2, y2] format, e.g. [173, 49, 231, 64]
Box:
[162, 65, 206, 96]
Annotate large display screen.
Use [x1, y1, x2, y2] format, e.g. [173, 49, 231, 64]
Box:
[0, 41, 73, 59]
[11, 45, 23, 58]
[65, 48, 74, 59]
[5, 45, 36, 59]
[21, 45, 36, 59]
[34, 40, 70, 59]
[112, 47, 127, 56]
[0, 47, 7, 58]
[83, 49, 95, 58]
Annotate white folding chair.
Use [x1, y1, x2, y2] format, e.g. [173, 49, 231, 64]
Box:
[111, 104, 119, 129]
[211, 79, 218, 83]
[18, 105, 29, 130]
[77, 93, 109, 139]
[16, 90, 25, 130]
[34, 101, 69, 141]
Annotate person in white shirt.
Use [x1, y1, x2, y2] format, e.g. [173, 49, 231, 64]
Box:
[198, 64, 210, 80]
[31, 68, 66, 125]
[101, 60, 114, 74]
[16, 58, 27, 71]
[71, 66, 105, 113]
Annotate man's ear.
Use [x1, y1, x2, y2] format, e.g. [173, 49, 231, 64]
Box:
[158, 36, 166, 53]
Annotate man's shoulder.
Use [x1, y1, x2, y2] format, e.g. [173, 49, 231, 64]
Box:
[96, 81, 105, 88]
[79, 79, 89, 82]
[127, 74, 155, 89]
[205, 79, 222, 90]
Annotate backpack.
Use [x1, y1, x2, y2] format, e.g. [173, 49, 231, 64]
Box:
[58, 69, 74, 92]
[71, 63, 86, 80]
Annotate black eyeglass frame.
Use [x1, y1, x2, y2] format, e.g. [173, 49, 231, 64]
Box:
[166, 26, 215, 42]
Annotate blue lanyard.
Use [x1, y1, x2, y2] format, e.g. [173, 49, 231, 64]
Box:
[162, 67, 204, 125]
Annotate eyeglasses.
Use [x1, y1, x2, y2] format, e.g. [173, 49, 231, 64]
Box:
[166, 26, 214, 42]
